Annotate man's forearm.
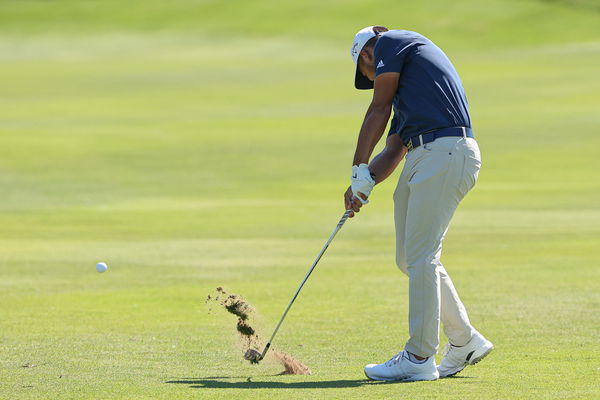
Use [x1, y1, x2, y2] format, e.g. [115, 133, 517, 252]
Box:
[352, 105, 391, 165]
[369, 146, 406, 184]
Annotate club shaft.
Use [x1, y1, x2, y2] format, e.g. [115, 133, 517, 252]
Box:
[260, 209, 352, 359]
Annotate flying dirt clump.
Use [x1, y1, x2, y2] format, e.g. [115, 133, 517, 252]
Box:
[236, 319, 255, 336]
[224, 297, 252, 321]
[206, 287, 311, 375]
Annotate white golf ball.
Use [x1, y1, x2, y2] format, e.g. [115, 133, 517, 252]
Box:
[96, 262, 108, 273]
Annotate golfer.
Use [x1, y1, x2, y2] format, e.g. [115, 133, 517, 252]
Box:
[345, 26, 493, 381]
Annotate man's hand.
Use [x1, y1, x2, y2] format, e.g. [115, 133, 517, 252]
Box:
[344, 186, 368, 218]
[351, 163, 375, 204]
[345, 164, 373, 218]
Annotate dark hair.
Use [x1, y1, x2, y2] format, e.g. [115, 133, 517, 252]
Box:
[363, 36, 378, 49]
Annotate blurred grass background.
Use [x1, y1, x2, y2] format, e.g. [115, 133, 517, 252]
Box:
[1, 1, 599, 399]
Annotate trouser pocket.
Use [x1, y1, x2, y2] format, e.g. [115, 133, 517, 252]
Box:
[458, 154, 481, 198]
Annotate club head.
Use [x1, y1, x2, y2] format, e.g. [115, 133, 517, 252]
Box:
[244, 348, 263, 364]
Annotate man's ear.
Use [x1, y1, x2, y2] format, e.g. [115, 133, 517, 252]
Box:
[360, 48, 373, 63]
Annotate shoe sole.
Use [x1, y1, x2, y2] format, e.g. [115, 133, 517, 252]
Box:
[364, 370, 439, 382]
[440, 344, 493, 378]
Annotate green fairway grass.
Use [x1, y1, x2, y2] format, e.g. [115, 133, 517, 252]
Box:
[1, 1, 599, 399]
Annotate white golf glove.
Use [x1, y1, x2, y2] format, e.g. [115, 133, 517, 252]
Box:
[351, 163, 375, 204]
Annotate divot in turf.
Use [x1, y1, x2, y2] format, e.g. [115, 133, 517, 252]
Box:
[207, 287, 311, 375]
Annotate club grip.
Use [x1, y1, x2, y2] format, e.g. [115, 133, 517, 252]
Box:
[337, 209, 352, 228]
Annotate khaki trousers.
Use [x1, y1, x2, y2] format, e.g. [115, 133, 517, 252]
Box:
[394, 136, 481, 358]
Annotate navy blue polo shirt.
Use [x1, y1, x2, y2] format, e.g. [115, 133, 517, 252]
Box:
[374, 30, 471, 143]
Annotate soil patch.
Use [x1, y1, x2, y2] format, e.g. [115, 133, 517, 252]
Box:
[272, 350, 312, 375]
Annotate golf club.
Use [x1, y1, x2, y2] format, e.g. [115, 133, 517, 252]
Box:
[244, 209, 353, 363]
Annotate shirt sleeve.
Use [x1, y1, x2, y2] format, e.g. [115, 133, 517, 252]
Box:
[387, 112, 400, 136]
[374, 35, 417, 77]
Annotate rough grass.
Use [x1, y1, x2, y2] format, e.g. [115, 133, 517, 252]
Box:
[1, 1, 599, 399]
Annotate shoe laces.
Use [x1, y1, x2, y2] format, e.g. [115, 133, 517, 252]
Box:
[384, 351, 405, 367]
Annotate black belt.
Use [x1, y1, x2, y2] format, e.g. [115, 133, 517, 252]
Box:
[405, 127, 474, 151]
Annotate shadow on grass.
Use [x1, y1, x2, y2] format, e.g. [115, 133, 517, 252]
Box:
[166, 375, 475, 389]
[167, 378, 371, 389]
